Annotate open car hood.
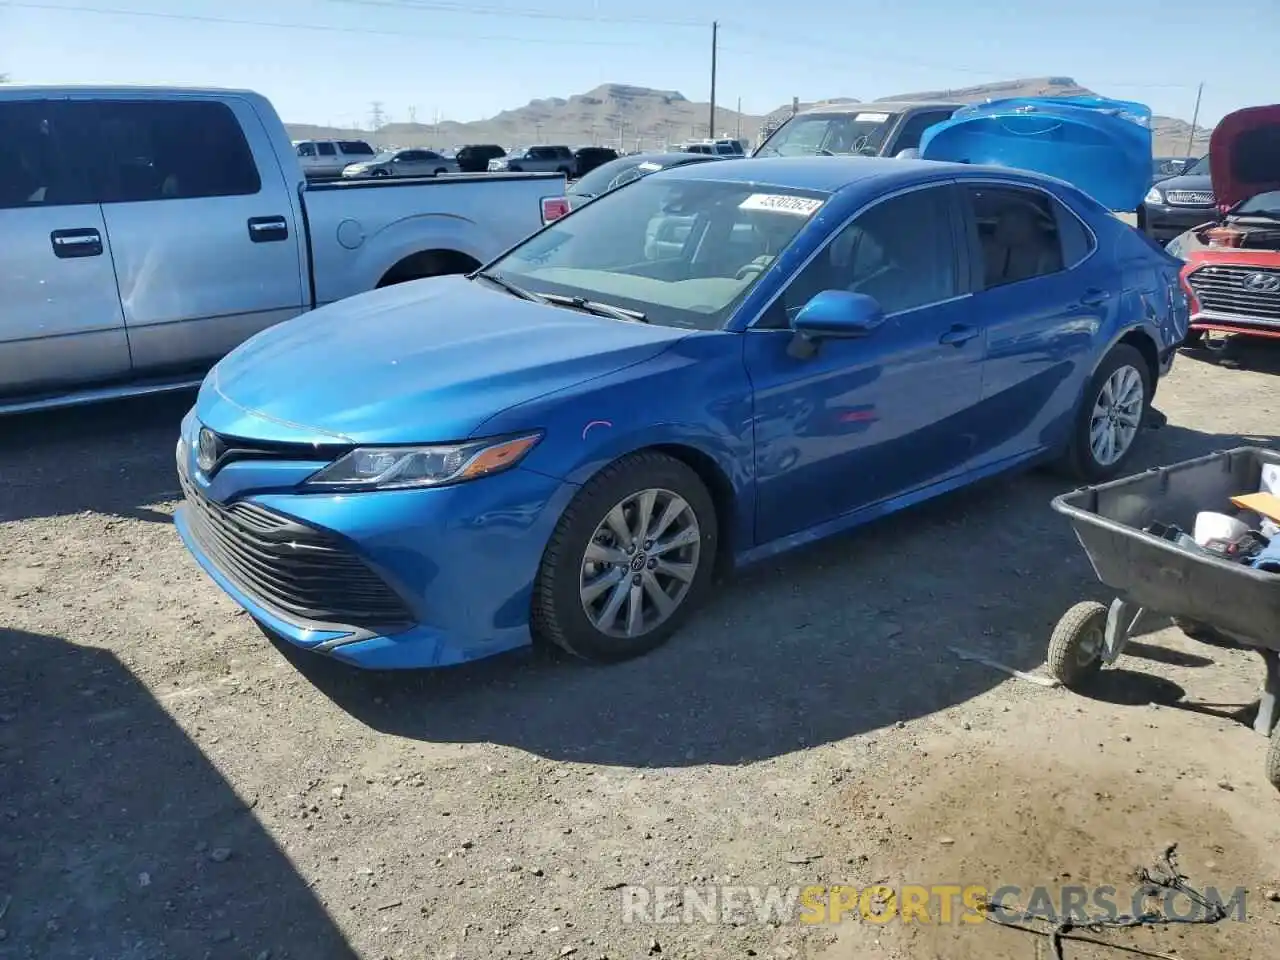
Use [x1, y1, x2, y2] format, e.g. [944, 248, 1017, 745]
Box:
[918, 95, 1152, 212]
[1209, 104, 1280, 211]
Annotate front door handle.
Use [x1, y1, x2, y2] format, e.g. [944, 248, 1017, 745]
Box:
[51, 228, 103, 259]
[247, 216, 290, 243]
[939, 324, 980, 346]
[1080, 288, 1112, 306]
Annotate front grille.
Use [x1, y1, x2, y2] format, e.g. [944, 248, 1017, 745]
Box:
[180, 471, 413, 628]
[1186, 264, 1280, 325]
[1165, 190, 1214, 206]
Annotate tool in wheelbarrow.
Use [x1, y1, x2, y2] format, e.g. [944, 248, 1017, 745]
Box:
[1044, 447, 1280, 791]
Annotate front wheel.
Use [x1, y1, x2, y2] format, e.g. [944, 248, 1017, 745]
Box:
[1047, 601, 1108, 688]
[1064, 343, 1152, 482]
[1181, 329, 1205, 348]
[532, 451, 718, 663]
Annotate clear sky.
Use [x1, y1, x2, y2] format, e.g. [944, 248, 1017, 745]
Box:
[1, 0, 1273, 130]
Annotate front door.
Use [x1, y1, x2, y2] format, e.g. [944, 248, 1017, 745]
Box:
[743, 183, 985, 545]
[0, 99, 131, 398]
[72, 97, 306, 377]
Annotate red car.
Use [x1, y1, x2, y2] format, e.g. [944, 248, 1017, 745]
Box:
[1171, 104, 1280, 346]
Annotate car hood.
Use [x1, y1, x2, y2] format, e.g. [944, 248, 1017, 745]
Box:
[1153, 172, 1212, 192]
[199, 275, 690, 445]
[1210, 104, 1280, 210]
[919, 95, 1153, 212]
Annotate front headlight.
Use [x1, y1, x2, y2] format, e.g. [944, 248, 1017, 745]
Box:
[1144, 186, 1163, 205]
[304, 432, 542, 491]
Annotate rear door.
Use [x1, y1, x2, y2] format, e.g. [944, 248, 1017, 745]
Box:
[77, 96, 305, 377]
[0, 98, 131, 398]
[957, 180, 1103, 469]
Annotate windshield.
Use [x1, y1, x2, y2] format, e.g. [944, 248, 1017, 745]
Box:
[370, 152, 395, 163]
[485, 177, 829, 330]
[757, 112, 897, 157]
[1233, 190, 1280, 218]
[571, 156, 671, 196]
[1186, 155, 1210, 176]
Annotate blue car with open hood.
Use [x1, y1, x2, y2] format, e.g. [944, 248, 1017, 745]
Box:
[175, 134, 1188, 670]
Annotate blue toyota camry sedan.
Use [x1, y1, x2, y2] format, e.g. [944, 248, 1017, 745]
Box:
[175, 156, 1188, 670]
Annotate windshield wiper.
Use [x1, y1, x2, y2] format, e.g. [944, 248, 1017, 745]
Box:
[472, 269, 547, 303]
[539, 292, 648, 323]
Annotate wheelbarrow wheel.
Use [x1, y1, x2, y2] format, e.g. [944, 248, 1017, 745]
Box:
[1267, 728, 1280, 791]
[1047, 601, 1109, 688]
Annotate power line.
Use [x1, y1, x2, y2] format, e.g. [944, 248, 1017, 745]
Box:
[325, 0, 705, 28]
[0, 1, 699, 46]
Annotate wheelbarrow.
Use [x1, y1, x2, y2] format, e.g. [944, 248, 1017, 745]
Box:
[1047, 446, 1280, 790]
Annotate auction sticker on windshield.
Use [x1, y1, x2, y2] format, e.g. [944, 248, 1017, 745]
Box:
[855, 112, 891, 123]
[739, 193, 825, 216]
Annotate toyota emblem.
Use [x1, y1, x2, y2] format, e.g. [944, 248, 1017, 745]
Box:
[196, 428, 220, 473]
[1243, 272, 1280, 293]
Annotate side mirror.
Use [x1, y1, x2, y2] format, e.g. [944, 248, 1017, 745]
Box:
[894, 148, 921, 160]
[792, 290, 885, 340]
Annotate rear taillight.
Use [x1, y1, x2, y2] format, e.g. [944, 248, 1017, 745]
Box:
[541, 196, 570, 224]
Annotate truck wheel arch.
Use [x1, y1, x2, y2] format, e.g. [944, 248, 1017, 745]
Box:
[376, 249, 482, 288]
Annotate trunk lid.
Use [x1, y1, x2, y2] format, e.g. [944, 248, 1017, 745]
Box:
[918, 95, 1153, 212]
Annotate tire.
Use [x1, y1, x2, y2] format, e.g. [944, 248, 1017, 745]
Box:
[434, 168, 447, 176]
[532, 451, 719, 663]
[1047, 600, 1108, 688]
[557, 166, 572, 176]
[1064, 343, 1152, 483]
[1181, 329, 1205, 348]
[508, 165, 523, 172]
[1267, 728, 1280, 791]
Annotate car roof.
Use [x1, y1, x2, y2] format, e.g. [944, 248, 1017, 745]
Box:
[796, 100, 964, 116]
[656, 155, 988, 193]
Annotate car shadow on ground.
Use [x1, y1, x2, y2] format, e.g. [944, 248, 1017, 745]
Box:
[0, 391, 194, 524]
[0, 628, 358, 959]
[263, 419, 1279, 768]
[1180, 337, 1280, 376]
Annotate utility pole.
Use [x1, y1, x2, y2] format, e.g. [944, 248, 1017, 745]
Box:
[408, 106, 418, 125]
[1185, 82, 1204, 158]
[369, 101, 385, 131]
[708, 21, 718, 139]
[736, 96, 741, 143]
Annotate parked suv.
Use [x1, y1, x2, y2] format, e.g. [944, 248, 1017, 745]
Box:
[571, 146, 618, 178]
[753, 101, 963, 159]
[1139, 155, 1214, 242]
[489, 145, 574, 174]
[454, 143, 505, 173]
[295, 138, 376, 178]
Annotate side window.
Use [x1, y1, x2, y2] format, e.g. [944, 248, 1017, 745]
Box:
[0, 101, 93, 209]
[892, 111, 955, 152]
[87, 100, 262, 202]
[422, 151, 441, 160]
[296, 142, 316, 157]
[965, 185, 1066, 288]
[1053, 197, 1095, 268]
[763, 187, 958, 328]
[316, 142, 336, 156]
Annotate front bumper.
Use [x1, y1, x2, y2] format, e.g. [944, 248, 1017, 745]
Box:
[1140, 202, 1215, 241]
[174, 420, 579, 670]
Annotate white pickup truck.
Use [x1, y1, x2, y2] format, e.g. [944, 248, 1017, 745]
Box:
[0, 86, 568, 414]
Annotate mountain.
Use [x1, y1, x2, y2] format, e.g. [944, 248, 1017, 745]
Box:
[284, 77, 1212, 157]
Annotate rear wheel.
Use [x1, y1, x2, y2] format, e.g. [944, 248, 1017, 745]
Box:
[434, 168, 447, 176]
[1064, 344, 1152, 482]
[532, 451, 718, 663]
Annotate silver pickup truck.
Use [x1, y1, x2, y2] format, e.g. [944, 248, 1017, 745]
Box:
[0, 86, 568, 414]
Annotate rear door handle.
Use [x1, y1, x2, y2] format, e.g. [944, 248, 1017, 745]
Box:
[50, 228, 103, 259]
[939, 325, 980, 346]
[1080, 288, 1112, 306]
[247, 216, 290, 243]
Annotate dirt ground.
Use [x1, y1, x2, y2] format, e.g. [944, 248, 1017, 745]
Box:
[4, 340, 1280, 960]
